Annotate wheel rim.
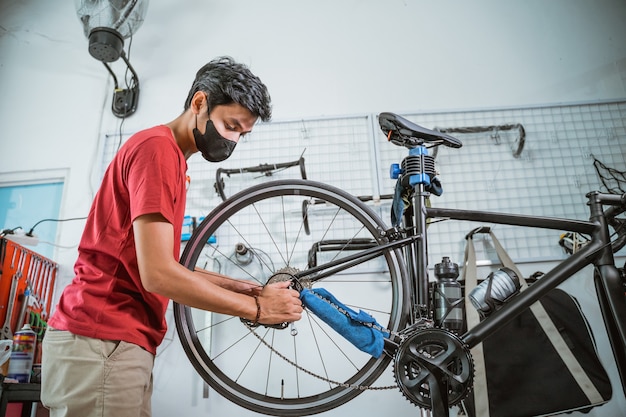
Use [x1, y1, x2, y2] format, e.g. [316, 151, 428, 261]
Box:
[174, 180, 408, 416]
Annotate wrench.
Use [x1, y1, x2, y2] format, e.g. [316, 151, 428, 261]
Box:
[15, 285, 31, 334]
[33, 260, 47, 308]
[29, 257, 41, 302]
[41, 264, 57, 320]
[1, 250, 26, 339]
[35, 260, 50, 316]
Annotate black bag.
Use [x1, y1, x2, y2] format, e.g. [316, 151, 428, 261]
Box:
[461, 227, 612, 417]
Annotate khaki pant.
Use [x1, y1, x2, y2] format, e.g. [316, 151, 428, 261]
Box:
[41, 328, 154, 417]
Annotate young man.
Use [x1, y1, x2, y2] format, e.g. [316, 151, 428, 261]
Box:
[41, 56, 303, 417]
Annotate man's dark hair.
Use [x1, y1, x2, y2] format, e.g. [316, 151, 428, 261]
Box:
[184, 56, 272, 122]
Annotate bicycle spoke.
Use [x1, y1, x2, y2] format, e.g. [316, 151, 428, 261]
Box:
[250, 200, 291, 267]
[265, 329, 276, 395]
[236, 331, 267, 383]
[211, 325, 256, 362]
[286, 198, 313, 267]
[305, 312, 362, 372]
[305, 315, 333, 387]
[194, 314, 236, 334]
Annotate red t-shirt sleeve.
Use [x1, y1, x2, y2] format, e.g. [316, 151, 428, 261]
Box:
[124, 136, 183, 226]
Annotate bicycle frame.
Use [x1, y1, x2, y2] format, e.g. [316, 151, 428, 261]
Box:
[425, 195, 626, 392]
[395, 141, 626, 413]
[295, 143, 626, 409]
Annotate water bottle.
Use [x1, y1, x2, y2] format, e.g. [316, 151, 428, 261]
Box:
[433, 257, 464, 333]
[7, 323, 37, 383]
[468, 267, 521, 317]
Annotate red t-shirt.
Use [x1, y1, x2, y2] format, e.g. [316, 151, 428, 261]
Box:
[49, 125, 188, 354]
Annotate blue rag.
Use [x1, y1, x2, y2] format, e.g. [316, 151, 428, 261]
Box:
[391, 179, 408, 227]
[300, 288, 388, 358]
[391, 176, 443, 227]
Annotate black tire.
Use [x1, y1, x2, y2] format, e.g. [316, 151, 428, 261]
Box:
[174, 179, 409, 416]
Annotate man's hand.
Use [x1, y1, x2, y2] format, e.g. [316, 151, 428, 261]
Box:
[257, 281, 303, 324]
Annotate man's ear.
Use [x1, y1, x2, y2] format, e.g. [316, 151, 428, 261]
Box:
[191, 91, 208, 115]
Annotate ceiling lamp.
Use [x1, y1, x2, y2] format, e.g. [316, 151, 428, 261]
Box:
[75, 0, 149, 118]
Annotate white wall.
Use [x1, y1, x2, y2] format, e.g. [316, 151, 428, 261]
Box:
[1, 1, 625, 416]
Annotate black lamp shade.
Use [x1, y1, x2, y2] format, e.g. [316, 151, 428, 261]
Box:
[88, 27, 124, 62]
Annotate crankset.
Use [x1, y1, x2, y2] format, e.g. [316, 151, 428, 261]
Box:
[393, 328, 473, 413]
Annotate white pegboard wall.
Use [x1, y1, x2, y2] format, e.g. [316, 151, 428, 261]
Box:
[181, 115, 377, 220]
[101, 100, 626, 265]
[386, 100, 626, 265]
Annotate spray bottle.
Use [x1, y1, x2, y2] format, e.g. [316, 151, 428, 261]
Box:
[7, 323, 37, 383]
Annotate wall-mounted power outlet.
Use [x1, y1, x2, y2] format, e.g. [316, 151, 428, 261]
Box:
[112, 85, 139, 118]
[5, 232, 39, 246]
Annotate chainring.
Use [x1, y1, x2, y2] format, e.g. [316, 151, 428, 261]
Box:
[393, 328, 473, 410]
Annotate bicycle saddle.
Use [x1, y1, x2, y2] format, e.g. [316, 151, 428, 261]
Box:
[379, 112, 462, 149]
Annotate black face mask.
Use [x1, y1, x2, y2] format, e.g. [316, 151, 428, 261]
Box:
[193, 118, 237, 162]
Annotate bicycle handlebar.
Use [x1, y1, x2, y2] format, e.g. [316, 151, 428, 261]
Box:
[214, 157, 307, 200]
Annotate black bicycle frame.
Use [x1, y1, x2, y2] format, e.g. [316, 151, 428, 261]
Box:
[424, 193, 626, 398]
[291, 178, 626, 400]
[392, 140, 626, 398]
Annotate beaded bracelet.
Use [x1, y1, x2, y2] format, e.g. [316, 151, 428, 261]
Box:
[252, 295, 261, 326]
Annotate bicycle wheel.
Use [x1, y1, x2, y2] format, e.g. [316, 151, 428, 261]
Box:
[174, 179, 409, 416]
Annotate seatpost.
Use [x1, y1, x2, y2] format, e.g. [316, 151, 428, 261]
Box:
[410, 146, 432, 315]
[396, 145, 434, 316]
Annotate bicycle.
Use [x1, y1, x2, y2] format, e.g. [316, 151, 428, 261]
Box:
[173, 112, 626, 417]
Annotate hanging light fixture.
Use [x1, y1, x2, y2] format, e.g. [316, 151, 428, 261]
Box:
[75, 0, 149, 117]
